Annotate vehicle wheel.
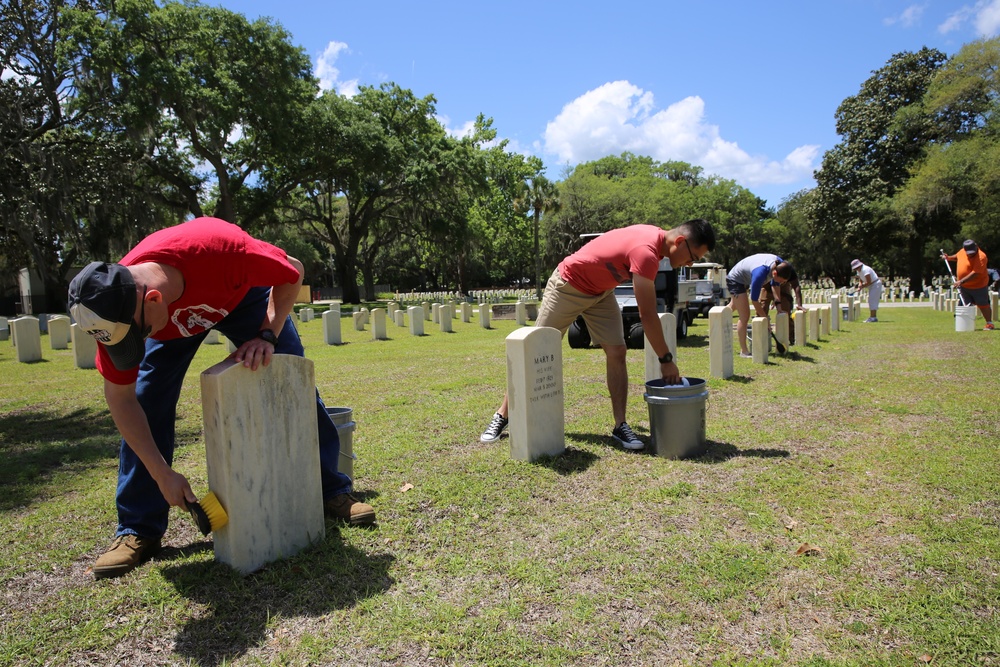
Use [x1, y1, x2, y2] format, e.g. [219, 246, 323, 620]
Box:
[568, 319, 591, 349]
[677, 312, 689, 339]
[627, 322, 645, 349]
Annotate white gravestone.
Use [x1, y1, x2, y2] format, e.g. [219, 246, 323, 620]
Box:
[408, 306, 424, 336]
[830, 295, 841, 331]
[808, 308, 820, 342]
[708, 306, 734, 379]
[371, 308, 387, 340]
[48, 315, 71, 350]
[461, 302, 472, 323]
[12, 317, 42, 363]
[644, 312, 677, 382]
[359, 307, 369, 325]
[322, 310, 342, 345]
[422, 302, 432, 321]
[505, 326, 565, 462]
[431, 303, 441, 324]
[71, 323, 97, 369]
[515, 302, 527, 326]
[394, 309, 405, 327]
[353, 311, 365, 331]
[201, 355, 325, 575]
[820, 305, 831, 337]
[775, 312, 789, 349]
[204, 329, 221, 345]
[751, 317, 769, 363]
[794, 309, 806, 345]
[439, 305, 453, 333]
[479, 303, 491, 329]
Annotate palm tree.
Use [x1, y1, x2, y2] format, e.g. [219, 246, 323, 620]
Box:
[520, 175, 560, 299]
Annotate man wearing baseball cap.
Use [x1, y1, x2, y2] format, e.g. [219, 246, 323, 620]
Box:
[69, 217, 375, 579]
[850, 258, 882, 323]
[941, 240, 994, 331]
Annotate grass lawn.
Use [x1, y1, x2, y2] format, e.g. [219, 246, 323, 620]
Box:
[1, 305, 998, 666]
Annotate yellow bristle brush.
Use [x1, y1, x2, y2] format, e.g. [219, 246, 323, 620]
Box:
[187, 491, 229, 535]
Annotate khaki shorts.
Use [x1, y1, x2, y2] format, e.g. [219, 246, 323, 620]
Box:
[536, 269, 625, 347]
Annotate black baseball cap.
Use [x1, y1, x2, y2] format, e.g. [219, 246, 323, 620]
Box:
[67, 262, 146, 370]
[963, 239, 978, 255]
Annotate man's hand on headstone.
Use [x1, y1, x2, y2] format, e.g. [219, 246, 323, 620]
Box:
[235, 338, 274, 371]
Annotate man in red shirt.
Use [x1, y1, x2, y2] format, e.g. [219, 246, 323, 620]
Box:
[68, 217, 375, 579]
[479, 219, 716, 449]
[942, 239, 994, 331]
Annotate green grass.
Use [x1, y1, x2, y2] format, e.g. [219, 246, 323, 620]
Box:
[1, 306, 998, 666]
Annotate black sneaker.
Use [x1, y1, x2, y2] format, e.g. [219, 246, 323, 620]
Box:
[480, 413, 508, 443]
[611, 422, 644, 450]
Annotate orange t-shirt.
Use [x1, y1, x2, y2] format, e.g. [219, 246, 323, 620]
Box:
[957, 249, 989, 289]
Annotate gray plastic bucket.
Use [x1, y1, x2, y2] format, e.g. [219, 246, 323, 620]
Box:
[326, 407, 357, 479]
[643, 378, 709, 459]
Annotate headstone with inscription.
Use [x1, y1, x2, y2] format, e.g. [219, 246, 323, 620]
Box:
[506, 326, 565, 462]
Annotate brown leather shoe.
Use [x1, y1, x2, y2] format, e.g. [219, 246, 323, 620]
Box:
[324, 493, 376, 526]
[93, 535, 161, 580]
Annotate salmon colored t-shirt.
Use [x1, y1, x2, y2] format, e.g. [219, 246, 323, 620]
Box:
[957, 248, 989, 290]
[97, 217, 300, 385]
[558, 225, 666, 296]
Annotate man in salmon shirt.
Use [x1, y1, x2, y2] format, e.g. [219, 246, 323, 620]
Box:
[68, 217, 375, 579]
[479, 219, 716, 450]
[942, 239, 995, 331]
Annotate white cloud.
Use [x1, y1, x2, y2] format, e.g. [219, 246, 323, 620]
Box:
[884, 3, 927, 27]
[976, 0, 1000, 34]
[940, 0, 1000, 36]
[315, 40, 360, 97]
[542, 80, 819, 188]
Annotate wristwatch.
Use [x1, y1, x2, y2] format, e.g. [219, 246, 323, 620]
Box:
[658, 351, 673, 364]
[257, 329, 278, 345]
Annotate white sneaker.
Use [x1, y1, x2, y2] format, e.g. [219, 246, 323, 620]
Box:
[611, 422, 644, 450]
[480, 413, 508, 443]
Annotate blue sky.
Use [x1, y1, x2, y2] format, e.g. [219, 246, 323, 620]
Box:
[221, 1, 999, 208]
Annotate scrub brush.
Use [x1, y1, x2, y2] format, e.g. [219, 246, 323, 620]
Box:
[187, 491, 229, 535]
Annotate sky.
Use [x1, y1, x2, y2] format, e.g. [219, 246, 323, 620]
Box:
[200, 2, 998, 206]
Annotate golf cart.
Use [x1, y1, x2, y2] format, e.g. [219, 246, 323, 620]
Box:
[683, 262, 729, 319]
[568, 258, 696, 349]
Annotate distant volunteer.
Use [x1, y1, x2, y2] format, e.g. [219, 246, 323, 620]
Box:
[850, 259, 882, 323]
[942, 240, 995, 331]
[726, 254, 795, 358]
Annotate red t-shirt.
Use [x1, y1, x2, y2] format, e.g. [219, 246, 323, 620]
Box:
[97, 217, 300, 384]
[558, 225, 666, 296]
[957, 249, 989, 289]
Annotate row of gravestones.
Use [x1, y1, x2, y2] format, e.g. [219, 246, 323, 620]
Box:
[1, 315, 99, 368]
[929, 289, 999, 316]
[311, 302, 538, 345]
[707, 294, 858, 378]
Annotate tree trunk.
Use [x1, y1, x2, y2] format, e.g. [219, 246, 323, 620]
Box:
[907, 234, 924, 296]
[334, 250, 361, 304]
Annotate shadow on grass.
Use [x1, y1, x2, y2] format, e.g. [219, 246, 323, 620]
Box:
[0, 406, 120, 512]
[532, 445, 599, 475]
[693, 439, 790, 463]
[162, 528, 395, 667]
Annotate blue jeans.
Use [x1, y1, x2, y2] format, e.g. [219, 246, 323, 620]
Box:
[115, 287, 351, 539]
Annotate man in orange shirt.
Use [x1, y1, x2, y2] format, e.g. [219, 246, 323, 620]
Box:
[942, 239, 994, 331]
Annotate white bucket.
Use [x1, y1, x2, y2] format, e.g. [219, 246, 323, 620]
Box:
[955, 305, 976, 332]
